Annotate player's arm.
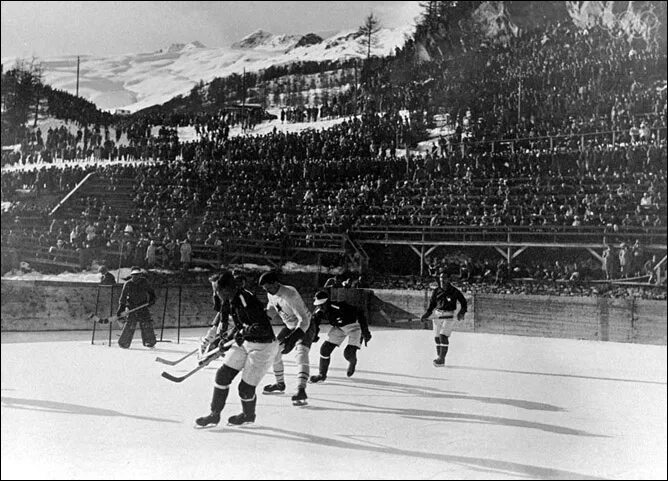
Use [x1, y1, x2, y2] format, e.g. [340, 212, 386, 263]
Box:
[421, 290, 438, 320]
[357, 308, 372, 345]
[291, 291, 311, 333]
[456, 288, 468, 320]
[116, 283, 128, 316]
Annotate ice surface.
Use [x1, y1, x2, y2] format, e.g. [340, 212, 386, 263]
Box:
[2, 328, 666, 480]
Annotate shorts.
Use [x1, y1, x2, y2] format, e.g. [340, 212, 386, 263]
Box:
[327, 323, 362, 348]
[432, 311, 456, 337]
[224, 340, 279, 386]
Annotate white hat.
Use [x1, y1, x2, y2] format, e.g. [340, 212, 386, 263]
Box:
[129, 267, 142, 275]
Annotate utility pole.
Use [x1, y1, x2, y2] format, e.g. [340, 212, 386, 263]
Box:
[76, 56, 80, 97]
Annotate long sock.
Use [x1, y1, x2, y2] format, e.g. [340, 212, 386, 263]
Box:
[210, 383, 229, 413]
[211, 365, 237, 412]
[296, 345, 310, 389]
[241, 395, 256, 418]
[297, 366, 309, 389]
[439, 334, 449, 360]
[319, 355, 331, 377]
[273, 368, 285, 385]
[434, 337, 441, 358]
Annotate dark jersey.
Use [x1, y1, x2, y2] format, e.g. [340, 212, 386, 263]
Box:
[312, 301, 370, 335]
[229, 289, 275, 343]
[424, 284, 467, 317]
[118, 277, 156, 320]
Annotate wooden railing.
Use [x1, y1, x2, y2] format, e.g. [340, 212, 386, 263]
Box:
[350, 225, 667, 247]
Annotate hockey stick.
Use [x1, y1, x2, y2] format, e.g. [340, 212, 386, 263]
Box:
[90, 303, 150, 325]
[155, 348, 198, 366]
[161, 339, 235, 383]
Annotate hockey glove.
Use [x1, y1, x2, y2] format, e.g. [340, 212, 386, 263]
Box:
[199, 326, 218, 357]
[116, 307, 125, 318]
[234, 329, 245, 346]
[457, 313, 465, 321]
[362, 331, 372, 346]
[281, 328, 304, 355]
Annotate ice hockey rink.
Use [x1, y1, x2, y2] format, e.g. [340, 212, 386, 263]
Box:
[2, 327, 666, 480]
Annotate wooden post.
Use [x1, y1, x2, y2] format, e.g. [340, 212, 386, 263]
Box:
[91, 286, 101, 345]
[177, 285, 182, 344]
[108, 285, 114, 346]
[160, 285, 168, 342]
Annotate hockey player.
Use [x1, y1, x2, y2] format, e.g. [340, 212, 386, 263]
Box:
[117, 266, 156, 348]
[258, 271, 315, 406]
[309, 291, 371, 383]
[195, 270, 278, 427]
[420, 271, 467, 367]
[199, 270, 251, 358]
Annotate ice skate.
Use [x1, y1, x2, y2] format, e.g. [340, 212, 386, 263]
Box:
[291, 388, 308, 406]
[433, 358, 445, 367]
[309, 374, 327, 383]
[194, 411, 220, 428]
[346, 358, 357, 377]
[227, 412, 256, 426]
[262, 382, 286, 394]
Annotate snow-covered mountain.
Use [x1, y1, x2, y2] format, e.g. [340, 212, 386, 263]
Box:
[1, 26, 414, 113]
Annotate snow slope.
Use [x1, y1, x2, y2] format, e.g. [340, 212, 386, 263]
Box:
[1, 26, 413, 114]
[1, 328, 666, 479]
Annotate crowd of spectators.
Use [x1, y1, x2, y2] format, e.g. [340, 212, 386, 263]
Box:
[2, 18, 666, 298]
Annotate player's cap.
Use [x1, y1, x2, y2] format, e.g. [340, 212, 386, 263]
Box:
[258, 271, 279, 286]
[129, 266, 142, 275]
[313, 290, 329, 306]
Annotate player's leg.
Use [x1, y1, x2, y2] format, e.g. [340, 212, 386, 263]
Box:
[432, 318, 445, 366]
[310, 341, 337, 382]
[118, 319, 137, 348]
[311, 327, 344, 382]
[263, 345, 286, 394]
[264, 327, 289, 394]
[195, 351, 242, 428]
[440, 320, 454, 363]
[291, 323, 314, 402]
[342, 324, 362, 377]
[139, 318, 156, 347]
[230, 341, 278, 424]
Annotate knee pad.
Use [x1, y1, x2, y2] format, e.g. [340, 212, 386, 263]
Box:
[215, 365, 238, 387]
[320, 341, 337, 357]
[238, 380, 256, 400]
[343, 345, 359, 362]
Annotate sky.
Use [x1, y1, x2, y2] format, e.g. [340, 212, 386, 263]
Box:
[1, 1, 423, 59]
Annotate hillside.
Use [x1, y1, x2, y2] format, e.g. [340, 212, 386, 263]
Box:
[1, 26, 413, 114]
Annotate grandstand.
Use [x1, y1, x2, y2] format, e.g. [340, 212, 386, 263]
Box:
[1, 2, 666, 299]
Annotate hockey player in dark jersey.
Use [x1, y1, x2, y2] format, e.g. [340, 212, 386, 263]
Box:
[308, 291, 371, 383]
[421, 271, 467, 367]
[198, 270, 247, 358]
[195, 270, 279, 428]
[117, 267, 156, 348]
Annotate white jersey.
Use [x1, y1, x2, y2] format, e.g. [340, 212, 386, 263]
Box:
[266, 284, 310, 332]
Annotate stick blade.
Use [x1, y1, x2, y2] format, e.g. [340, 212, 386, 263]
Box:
[161, 371, 186, 383]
